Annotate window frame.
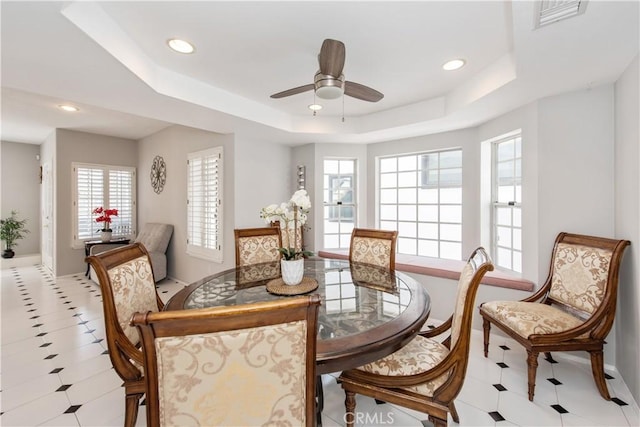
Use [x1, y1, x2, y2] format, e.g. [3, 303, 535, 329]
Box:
[491, 132, 522, 273]
[72, 162, 136, 249]
[187, 146, 223, 263]
[377, 148, 463, 260]
[322, 158, 357, 249]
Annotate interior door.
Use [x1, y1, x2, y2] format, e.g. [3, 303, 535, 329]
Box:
[41, 161, 54, 273]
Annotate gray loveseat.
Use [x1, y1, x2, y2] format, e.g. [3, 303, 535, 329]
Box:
[89, 223, 173, 283]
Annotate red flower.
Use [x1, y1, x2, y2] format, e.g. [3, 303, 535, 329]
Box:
[93, 207, 118, 231]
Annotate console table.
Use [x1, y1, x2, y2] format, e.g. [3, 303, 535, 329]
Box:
[84, 238, 130, 276]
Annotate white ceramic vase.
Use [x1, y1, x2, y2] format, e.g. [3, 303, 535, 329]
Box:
[281, 259, 304, 285]
[100, 230, 112, 242]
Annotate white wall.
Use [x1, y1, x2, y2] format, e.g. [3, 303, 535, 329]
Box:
[0, 141, 41, 255]
[55, 129, 138, 276]
[537, 86, 616, 280]
[233, 134, 291, 229]
[292, 144, 316, 250]
[614, 54, 640, 403]
[137, 125, 235, 284]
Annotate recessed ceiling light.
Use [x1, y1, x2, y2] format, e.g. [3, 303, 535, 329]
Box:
[442, 59, 466, 71]
[308, 104, 323, 111]
[58, 104, 79, 112]
[167, 38, 195, 54]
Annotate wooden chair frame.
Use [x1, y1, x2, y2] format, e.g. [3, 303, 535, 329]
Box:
[348, 228, 398, 270]
[132, 295, 321, 427]
[86, 242, 163, 427]
[479, 232, 630, 401]
[234, 226, 282, 266]
[340, 247, 493, 427]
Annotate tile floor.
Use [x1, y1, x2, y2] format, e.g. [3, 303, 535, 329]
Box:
[1, 264, 639, 426]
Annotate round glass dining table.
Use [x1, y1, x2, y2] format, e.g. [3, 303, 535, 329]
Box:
[166, 258, 431, 374]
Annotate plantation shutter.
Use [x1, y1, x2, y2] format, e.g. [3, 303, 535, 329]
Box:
[187, 146, 223, 262]
[76, 166, 104, 240]
[73, 163, 136, 247]
[109, 169, 135, 237]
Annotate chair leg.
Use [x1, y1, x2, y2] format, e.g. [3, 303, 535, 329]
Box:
[124, 393, 142, 427]
[428, 414, 448, 427]
[316, 376, 324, 426]
[526, 350, 539, 401]
[448, 401, 459, 423]
[482, 317, 491, 357]
[589, 349, 611, 400]
[345, 391, 356, 427]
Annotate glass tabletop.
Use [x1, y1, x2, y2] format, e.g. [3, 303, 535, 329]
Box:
[166, 258, 430, 373]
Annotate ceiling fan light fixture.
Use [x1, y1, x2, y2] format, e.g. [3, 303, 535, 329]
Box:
[308, 104, 323, 111]
[314, 72, 344, 100]
[167, 38, 195, 54]
[442, 59, 466, 71]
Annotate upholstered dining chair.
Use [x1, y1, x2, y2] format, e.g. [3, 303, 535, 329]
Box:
[339, 247, 493, 427]
[85, 242, 164, 427]
[234, 226, 282, 267]
[479, 232, 630, 402]
[349, 228, 398, 270]
[131, 295, 321, 427]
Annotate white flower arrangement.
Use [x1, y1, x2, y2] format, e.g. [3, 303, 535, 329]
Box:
[260, 189, 313, 260]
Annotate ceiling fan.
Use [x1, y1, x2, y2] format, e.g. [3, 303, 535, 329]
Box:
[270, 39, 384, 103]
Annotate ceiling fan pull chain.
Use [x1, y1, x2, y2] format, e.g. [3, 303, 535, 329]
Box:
[342, 94, 345, 123]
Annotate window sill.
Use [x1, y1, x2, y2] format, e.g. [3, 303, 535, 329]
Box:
[317, 249, 534, 292]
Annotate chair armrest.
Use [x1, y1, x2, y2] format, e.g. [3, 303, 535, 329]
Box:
[89, 242, 129, 256]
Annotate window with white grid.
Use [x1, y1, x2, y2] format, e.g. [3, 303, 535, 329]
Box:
[323, 159, 356, 249]
[378, 149, 462, 260]
[187, 147, 223, 263]
[492, 134, 522, 272]
[73, 163, 136, 246]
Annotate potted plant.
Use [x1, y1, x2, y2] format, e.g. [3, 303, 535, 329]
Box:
[0, 210, 30, 259]
[260, 190, 314, 285]
[93, 206, 118, 242]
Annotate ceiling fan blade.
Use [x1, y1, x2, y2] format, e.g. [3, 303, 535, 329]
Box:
[319, 39, 345, 77]
[270, 84, 315, 99]
[344, 81, 384, 102]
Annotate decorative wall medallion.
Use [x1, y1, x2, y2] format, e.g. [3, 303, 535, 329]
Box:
[150, 155, 166, 194]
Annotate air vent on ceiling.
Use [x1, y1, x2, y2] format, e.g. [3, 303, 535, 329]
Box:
[534, 0, 588, 28]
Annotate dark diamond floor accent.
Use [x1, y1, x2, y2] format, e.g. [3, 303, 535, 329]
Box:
[56, 384, 72, 392]
[420, 420, 434, 427]
[39, 343, 52, 347]
[544, 354, 558, 363]
[27, 309, 36, 312]
[605, 373, 615, 380]
[49, 368, 64, 374]
[547, 378, 562, 385]
[73, 313, 83, 317]
[64, 405, 82, 414]
[499, 345, 510, 350]
[92, 339, 104, 344]
[551, 404, 568, 414]
[496, 362, 509, 368]
[36, 332, 48, 337]
[85, 329, 96, 334]
[102, 350, 109, 355]
[44, 354, 58, 360]
[488, 411, 505, 421]
[29, 315, 40, 319]
[493, 383, 507, 391]
[374, 399, 387, 405]
[32, 323, 43, 327]
[611, 397, 628, 406]
[78, 321, 88, 325]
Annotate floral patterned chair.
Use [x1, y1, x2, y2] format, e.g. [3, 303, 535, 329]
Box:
[131, 295, 321, 427]
[85, 242, 164, 427]
[339, 247, 494, 427]
[479, 232, 630, 401]
[348, 228, 398, 270]
[234, 226, 282, 266]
